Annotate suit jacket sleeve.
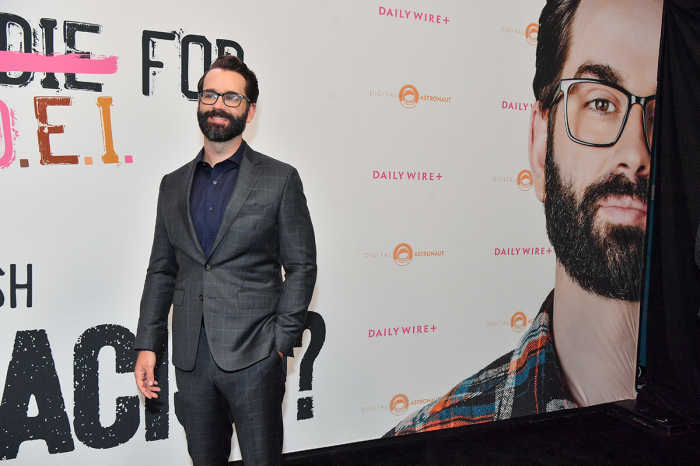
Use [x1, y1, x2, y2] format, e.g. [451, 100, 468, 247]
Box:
[275, 168, 317, 355]
[135, 176, 179, 352]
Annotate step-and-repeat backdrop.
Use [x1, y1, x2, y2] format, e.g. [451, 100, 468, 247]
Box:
[0, 0, 657, 463]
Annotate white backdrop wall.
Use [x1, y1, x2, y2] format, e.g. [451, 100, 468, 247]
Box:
[0, 0, 552, 463]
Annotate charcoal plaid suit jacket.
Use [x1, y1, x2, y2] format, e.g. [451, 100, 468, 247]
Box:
[135, 144, 317, 372]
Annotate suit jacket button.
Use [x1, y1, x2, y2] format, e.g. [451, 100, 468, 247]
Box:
[199, 295, 203, 301]
[205, 265, 212, 271]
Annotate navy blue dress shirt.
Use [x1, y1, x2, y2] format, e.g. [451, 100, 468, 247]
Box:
[190, 141, 246, 256]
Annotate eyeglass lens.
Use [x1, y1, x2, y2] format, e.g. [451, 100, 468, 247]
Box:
[565, 82, 654, 149]
[200, 92, 243, 107]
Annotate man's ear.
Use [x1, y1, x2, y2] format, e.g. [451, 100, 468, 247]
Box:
[246, 103, 257, 123]
[529, 102, 548, 202]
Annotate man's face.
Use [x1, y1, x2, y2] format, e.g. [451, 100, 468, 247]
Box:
[533, 0, 662, 301]
[197, 68, 255, 142]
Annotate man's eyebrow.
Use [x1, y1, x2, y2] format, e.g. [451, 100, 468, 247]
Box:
[202, 89, 241, 95]
[574, 62, 624, 86]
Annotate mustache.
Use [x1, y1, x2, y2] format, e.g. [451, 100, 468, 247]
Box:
[579, 173, 649, 213]
[199, 109, 235, 122]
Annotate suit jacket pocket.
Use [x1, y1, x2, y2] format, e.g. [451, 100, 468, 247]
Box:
[235, 203, 275, 238]
[239, 202, 273, 215]
[238, 291, 280, 313]
[173, 289, 185, 306]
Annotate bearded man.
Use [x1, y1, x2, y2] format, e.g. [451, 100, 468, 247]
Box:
[133, 55, 317, 465]
[387, 0, 661, 436]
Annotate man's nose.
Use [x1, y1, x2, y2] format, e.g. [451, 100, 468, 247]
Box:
[212, 95, 228, 110]
[612, 103, 651, 181]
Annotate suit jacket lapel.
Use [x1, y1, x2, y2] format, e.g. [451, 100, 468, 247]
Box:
[209, 146, 261, 257]
[178, 150, 207, 260]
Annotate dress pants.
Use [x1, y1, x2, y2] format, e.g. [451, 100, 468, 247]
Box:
[175, 325, 286, 466]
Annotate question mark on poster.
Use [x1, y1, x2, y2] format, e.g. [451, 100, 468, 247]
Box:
[294, 312, 326, 420]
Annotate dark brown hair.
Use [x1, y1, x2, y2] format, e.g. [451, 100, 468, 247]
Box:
[197, 55, 259, 104]
[533, 0, 582, 109]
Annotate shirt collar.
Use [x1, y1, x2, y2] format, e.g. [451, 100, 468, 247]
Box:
[195, 140, 247, 168]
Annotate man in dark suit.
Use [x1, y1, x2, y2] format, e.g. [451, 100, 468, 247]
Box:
[133, 55, 317, 465]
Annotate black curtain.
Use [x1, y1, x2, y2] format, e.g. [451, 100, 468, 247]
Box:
[640, 0, 700, 423]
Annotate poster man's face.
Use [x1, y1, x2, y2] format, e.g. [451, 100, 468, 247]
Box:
[530, 0, 663, 301]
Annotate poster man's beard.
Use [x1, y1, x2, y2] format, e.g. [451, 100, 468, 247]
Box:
[197, 108, 248, 142]
[543, 131, 648, 302]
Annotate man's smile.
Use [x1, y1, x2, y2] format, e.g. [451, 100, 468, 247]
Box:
[208, 115, 230, 125]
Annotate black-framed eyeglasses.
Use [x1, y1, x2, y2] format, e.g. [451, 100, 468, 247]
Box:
[198, 90, 250, 108]
[557, 78, 655, 152]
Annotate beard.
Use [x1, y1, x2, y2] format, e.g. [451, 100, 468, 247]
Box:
[197, 107, 248, 142]
[543, 120, 648, 302]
